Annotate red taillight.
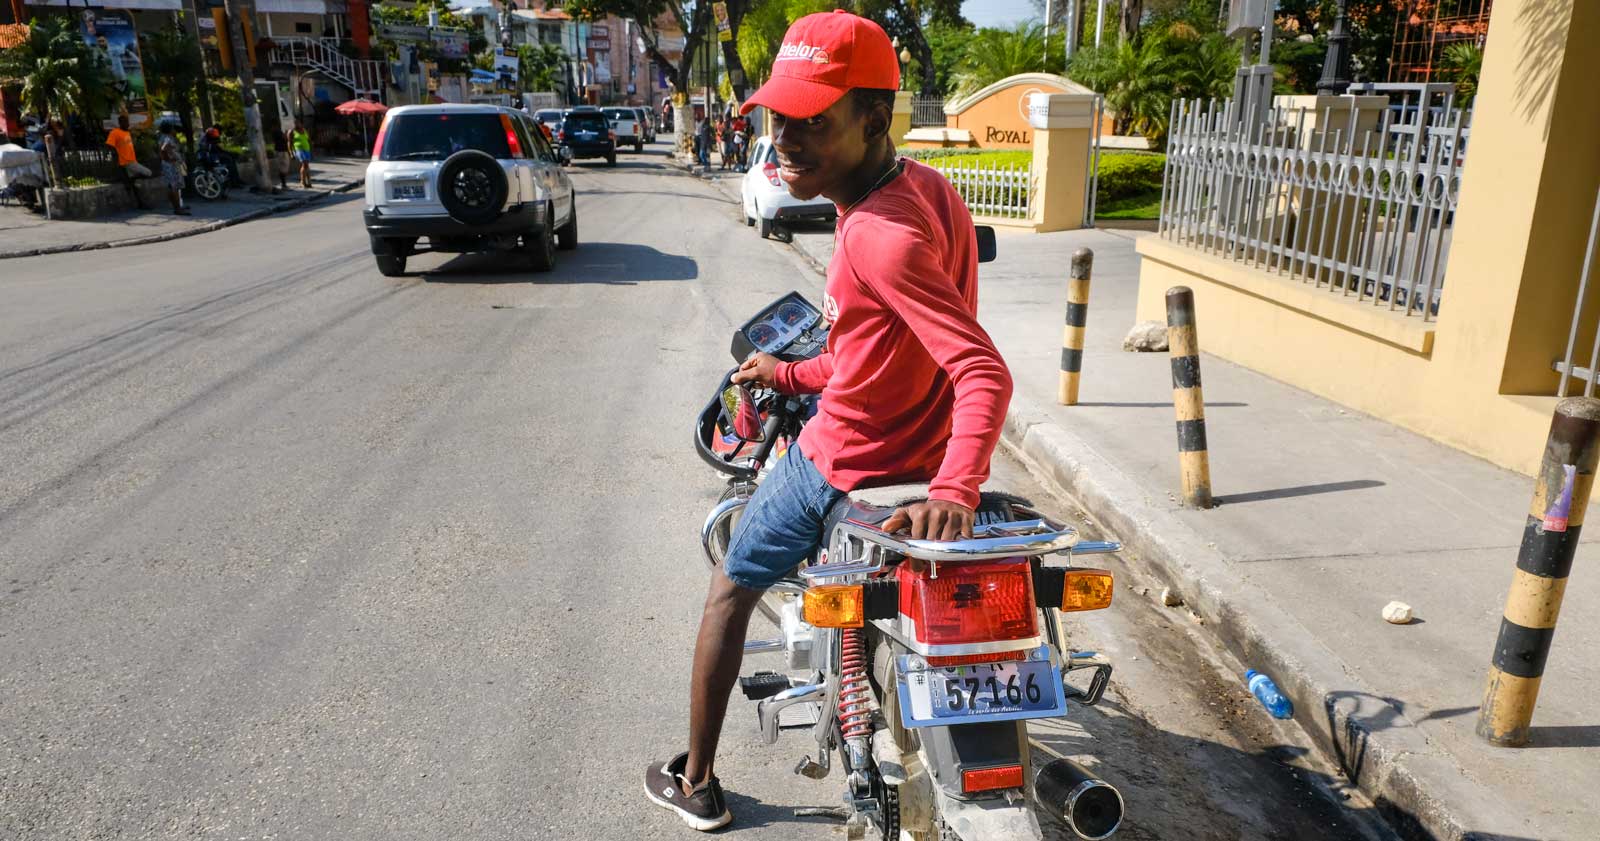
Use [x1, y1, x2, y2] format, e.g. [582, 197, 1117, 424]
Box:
[897, 561, 1036, 645]
[925, 650, 1026, 668]
[762, 162, 781, 187]
[962, 764, 1024, 794]
[371, 114, 390, 160]
[499, 113, 524, 158]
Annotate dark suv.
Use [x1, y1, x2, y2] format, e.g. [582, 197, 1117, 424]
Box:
[559, 108, 616, 166]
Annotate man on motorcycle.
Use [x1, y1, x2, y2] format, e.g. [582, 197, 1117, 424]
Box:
[646, 10, 1014, 832]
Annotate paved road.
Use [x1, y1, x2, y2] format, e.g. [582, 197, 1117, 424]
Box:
[0, 148, 1391, 841]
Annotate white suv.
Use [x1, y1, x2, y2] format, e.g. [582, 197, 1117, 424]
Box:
[364, 104, 577, 277]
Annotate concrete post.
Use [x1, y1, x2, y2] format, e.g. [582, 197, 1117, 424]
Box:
[1059, 249, 1092, 405]
[1166, 287, 1213, 509]
[1025, 92, 1097, 233]
[891, 91, 912, 147]
[1478, 397, 1600, 746]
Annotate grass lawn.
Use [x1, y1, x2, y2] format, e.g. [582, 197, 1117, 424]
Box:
[1095, 189, 1163, 220]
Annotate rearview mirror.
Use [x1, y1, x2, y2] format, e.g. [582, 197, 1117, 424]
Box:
[976, 226, 997, 263]
[721, 383, 766, 442]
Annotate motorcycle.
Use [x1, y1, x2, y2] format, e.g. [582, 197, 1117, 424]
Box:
[0, 142, 48, 212]
[691, 229, 1127, 841]
[187, 140, 237, 201]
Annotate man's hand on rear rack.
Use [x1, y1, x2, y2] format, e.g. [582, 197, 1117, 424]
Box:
[883, 500, 975, 542]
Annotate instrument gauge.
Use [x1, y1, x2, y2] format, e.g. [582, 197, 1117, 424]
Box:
[775, 302, 810, 327]
[747, 323, 781, 351]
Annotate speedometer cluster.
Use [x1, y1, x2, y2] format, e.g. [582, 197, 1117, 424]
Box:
[746, 299, 819, 353]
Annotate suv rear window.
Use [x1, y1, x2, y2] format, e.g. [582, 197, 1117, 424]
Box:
[535, 109, 562, 123]
[379, 113, 511, 161]
[602, 108, 632, 120]
[564, 112, 608, 131]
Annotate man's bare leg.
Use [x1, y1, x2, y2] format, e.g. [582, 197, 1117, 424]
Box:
[682, 573, 766, 790]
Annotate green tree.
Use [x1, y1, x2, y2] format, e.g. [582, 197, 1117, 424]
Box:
[517, 42, 567, 92]
[0, 16, 120, 147]
[845, 0, 966, 96]
[736, 0, 831, 87]
[922, 20, 974, 95]
[567, 0, 726, 101]
[1070, 24, 1233, 146]
[1439, 41, 1482, 104]
[138, 26, 205, 141]
[949, 23, 1064, 97]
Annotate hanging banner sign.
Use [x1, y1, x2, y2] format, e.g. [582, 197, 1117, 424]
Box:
[79, 9, 149, 128]
[432, 30, 469, 59]
[713, 2, 732, 42]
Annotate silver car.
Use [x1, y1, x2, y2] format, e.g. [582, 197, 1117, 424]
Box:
[363, 104, 577, 277]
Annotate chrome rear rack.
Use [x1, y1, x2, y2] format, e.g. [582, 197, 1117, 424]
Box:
[839, 506, 1082, 563]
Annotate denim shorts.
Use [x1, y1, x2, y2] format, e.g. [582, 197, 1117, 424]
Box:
[722, 442, 846, 591]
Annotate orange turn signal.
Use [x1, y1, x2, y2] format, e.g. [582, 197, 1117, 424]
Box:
[803, 584, 864, 628]
[1060, 569, 1114, 612]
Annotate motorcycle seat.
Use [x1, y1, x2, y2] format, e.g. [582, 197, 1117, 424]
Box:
[821, 482, 1035, 542]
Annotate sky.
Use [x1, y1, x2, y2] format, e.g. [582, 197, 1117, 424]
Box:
[961, 0, 1042, 29]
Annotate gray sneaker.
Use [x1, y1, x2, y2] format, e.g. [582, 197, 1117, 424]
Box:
[644, 752, 732, 831]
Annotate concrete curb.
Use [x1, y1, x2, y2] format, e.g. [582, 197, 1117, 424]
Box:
[999, 393, 1504, 841]
[0, 179, 363, 261]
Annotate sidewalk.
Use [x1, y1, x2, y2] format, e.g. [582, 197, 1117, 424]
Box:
[743, 190, 1595, 839]
[0, 155, 369, 260]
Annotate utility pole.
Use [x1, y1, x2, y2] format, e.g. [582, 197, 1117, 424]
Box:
[181, 0, 213, 127]
[222, 0, 271, 192]
[1044, 0, 1052, 67]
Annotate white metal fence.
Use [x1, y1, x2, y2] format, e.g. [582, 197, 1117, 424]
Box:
[1159, 95, 1472, 321]
[929, 160, 1035, 220]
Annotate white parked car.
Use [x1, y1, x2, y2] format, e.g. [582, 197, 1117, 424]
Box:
[740, 135, 836, 240]
[363, 104, 577, 277]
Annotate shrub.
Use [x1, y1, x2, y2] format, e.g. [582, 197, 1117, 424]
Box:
[1095, 152, 1165, 202]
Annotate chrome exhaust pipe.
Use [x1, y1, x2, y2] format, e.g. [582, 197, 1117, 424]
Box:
[1036, 758, 1123, 840]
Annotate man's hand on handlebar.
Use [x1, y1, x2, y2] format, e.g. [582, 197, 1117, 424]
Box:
[732, 352, 782, 390]
[883, 500, 975, 543]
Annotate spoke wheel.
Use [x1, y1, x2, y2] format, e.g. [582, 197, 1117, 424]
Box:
[191, 170, 222, 200]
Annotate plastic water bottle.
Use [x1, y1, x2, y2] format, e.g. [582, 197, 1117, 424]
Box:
[1246, 670, 1294, 719]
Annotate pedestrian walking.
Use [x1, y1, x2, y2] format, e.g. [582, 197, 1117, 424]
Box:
[289, 119, 313, 188]
[695, 118, 712, 168]
[105, 113, 152, 210]
[156, 119, 191, 216]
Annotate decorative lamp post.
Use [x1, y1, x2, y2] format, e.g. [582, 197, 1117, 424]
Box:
[1316, 0, 1353, 95]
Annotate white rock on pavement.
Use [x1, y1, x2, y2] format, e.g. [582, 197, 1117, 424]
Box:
[1123, 320, 1169, 352]
[1382, 601, 1414, 624]
[1161, 587, 1183, 607]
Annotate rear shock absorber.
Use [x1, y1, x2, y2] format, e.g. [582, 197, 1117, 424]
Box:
[838, 628, 873, 742]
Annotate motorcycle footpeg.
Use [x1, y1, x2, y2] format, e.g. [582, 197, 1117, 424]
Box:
[1064, 654, 1114, 707]
[739, 670, 792, 701]
[794, 754, 829, 780]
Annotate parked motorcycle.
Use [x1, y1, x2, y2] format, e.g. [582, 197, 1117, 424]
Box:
[690, 230, 1127, 841]
[186, 150, 232, 201]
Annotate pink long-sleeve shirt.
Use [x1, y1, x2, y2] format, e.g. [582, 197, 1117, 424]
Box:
[774, 159, 1013, 510]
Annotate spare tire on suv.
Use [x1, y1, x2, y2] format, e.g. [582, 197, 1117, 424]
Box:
[437, 149, 509, 226]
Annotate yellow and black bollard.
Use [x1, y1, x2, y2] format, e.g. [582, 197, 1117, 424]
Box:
[1166, 287, 1212, 509]
[1058, 248, 1093, 405]
[1477, 397, 1600, 746]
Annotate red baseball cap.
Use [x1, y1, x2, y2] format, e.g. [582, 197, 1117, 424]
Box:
[739, 10, 900, 119]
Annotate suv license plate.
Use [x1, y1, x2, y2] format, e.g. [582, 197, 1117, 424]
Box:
[895, 651, 1065, 729]
[391, 182, 425, 200]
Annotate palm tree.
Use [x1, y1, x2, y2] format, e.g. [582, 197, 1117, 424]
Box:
[0, 17, 120, 147]
[950, 23, 1060, 96]
[1439, 42, 1483, 104]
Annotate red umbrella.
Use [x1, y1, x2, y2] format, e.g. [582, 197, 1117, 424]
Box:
[335, 99, 388, 154]
[335, 99, 388, 115]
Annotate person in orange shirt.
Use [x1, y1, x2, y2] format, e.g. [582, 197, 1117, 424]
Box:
[105, 114, 152, 209]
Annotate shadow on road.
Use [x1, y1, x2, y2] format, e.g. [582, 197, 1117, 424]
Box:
[422, 241, 696, 285]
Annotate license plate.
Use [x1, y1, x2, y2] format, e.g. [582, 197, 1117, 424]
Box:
[391, 182, 425, 200]
[895, 647, 1066, 729]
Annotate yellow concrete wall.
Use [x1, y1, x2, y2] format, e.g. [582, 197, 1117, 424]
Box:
[1130, 0, 1600, 476]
